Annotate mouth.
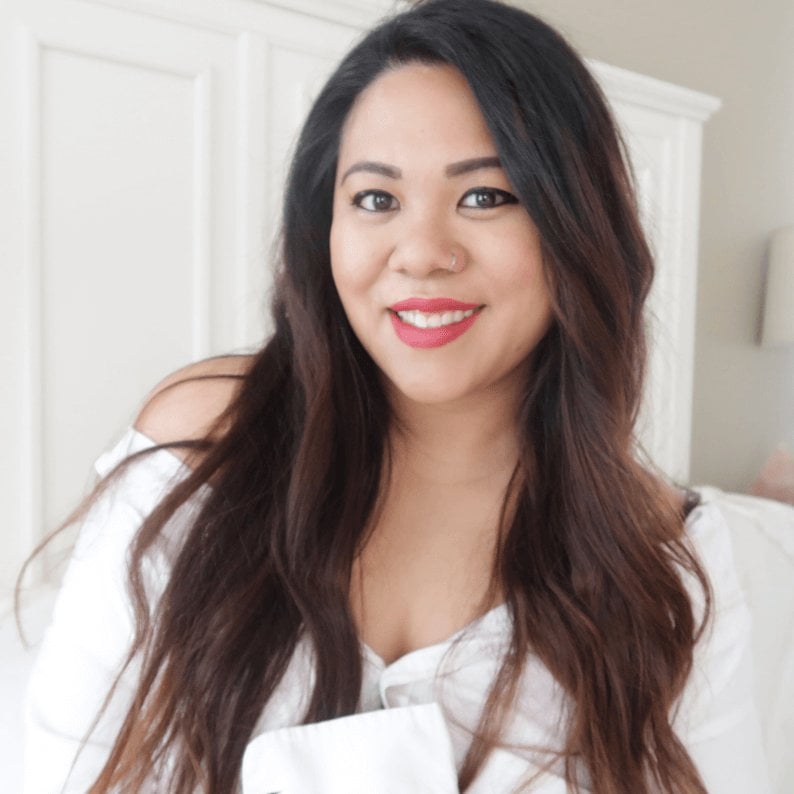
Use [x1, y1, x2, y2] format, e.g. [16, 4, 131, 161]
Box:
[393, 306, 479, 329]
[388, 299, 484, 349]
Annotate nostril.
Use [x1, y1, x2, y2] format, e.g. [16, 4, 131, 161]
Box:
[387, 244, 467, 277]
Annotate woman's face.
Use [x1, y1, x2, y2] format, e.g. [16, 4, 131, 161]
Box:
[330, 63, 553, 409]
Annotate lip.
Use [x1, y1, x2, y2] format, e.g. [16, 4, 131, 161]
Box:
[389, 305, 483, 349]
[389, 297, 482, 313]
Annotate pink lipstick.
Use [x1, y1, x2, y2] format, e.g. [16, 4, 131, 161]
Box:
[388, 298, 483, 349]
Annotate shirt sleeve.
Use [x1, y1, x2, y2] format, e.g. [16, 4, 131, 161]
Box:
[23, 430, 185, 794]
[674, 501, 773, 793]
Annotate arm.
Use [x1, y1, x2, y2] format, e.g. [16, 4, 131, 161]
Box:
[24, 356, 249, 793]
[24, 429, 182, 793]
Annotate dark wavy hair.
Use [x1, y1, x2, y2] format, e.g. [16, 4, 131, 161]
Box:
[24, 1, 712, 791]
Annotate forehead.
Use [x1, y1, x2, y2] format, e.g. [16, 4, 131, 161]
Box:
[337, 63, 498, 167]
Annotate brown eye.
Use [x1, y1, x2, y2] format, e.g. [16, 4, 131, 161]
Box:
[352, 190, 399, 212]
[459, 188, 518, 209]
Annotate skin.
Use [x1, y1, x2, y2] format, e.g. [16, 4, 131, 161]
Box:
[330, 63, 554, 663]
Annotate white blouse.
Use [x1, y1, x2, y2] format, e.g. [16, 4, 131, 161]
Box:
[23, 429, 771, 793]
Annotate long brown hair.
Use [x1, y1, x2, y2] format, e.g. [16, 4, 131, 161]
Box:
[25, 1, 711, 791]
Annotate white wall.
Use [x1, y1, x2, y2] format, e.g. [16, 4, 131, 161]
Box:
[516, 0, 794, 491]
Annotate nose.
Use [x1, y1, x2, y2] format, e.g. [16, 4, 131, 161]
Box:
[387, 214, 465, 277]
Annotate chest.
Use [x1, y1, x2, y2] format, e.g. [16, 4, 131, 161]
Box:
[349, 479, 505, 665]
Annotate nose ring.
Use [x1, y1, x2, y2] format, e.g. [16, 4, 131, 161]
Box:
[448, 251, 461, 272]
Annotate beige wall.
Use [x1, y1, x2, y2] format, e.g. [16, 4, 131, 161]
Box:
[514, 0, 794, 490]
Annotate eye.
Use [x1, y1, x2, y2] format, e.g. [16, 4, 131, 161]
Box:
[352, 190, 399, 212]
[459, 187, 518, 209]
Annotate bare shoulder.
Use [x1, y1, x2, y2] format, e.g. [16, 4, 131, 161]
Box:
[134, 354, 255, 462]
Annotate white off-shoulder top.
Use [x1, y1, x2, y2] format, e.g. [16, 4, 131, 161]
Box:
[23, 429, 771, 793]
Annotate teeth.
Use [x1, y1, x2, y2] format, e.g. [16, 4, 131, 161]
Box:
[396, 308, 476, 328]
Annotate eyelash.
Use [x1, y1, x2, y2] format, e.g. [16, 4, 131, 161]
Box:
[459, 187, 519, 209]
[352, 190, 398, 212]
[351, 187, 518, 212]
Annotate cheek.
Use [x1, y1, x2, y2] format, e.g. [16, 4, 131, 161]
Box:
[492, 229, 554, 343]
[330, 219, 378, 293]
[329, 220, 359, 304]
[488, 226, 548, 294]
[329, 223, 387, 339]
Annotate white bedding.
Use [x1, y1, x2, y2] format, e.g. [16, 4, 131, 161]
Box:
[696, 487, 794, 793]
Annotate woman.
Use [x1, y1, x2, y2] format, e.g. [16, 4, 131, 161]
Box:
[23, 0, 768, 791]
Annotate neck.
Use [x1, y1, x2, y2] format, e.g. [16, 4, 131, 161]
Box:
[387, 385, 522, 487]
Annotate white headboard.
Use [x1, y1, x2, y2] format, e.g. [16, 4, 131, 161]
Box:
[592, 62, 720, 480]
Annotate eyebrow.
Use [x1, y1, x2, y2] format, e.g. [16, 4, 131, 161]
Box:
[340, 161, 401, 183]
[339, 156, 502, 184]
[445, 156, 502, 177]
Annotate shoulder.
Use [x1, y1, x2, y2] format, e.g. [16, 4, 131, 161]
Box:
[656, 480, 691, 531]
[683, 499, 735, 576]
[134, 354, 255, 463]
[680, 497, 747, 635]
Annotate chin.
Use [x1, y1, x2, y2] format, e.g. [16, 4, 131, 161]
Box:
[384, 375, 473, 408]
